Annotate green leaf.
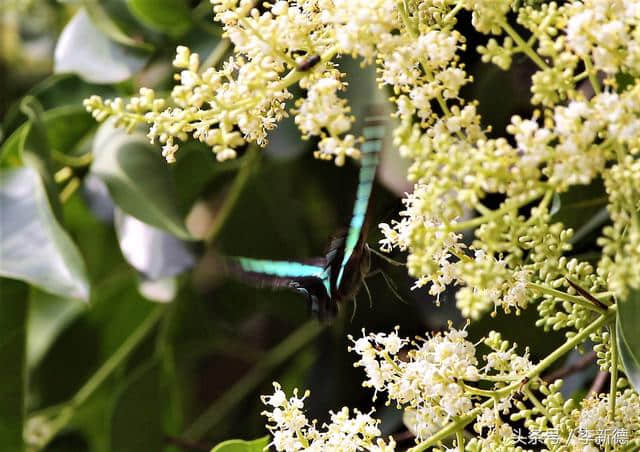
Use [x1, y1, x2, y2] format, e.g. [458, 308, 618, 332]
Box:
[127, 0, 192, 36]
[211, 436, 270, 452]
[43, 106, 96, 157]
[55, 9, 150, 84]
[27, 289, 84, 370]
[91, 123, 192, 240]
[19, 97, 61, 219]
[616, 288, 640, 393]
[0, 278, 28, 452]
[172, 140, 220, 211]
[2, 74, 115, 137]
[0, 167, 90, 301]
[109, 360, 164, 452]
[1, 105, 95, 172]
[617, 321, 640, 394]
[114, 208, 194, 279]
[83, 0, 153, 51]
[0, 125, 26, 167]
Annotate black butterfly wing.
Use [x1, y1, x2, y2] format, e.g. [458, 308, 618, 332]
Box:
[226, 256, 337, 319]
[332, 107, 386, 298]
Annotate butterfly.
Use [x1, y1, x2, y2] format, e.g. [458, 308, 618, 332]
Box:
[227, 106, 389, 319]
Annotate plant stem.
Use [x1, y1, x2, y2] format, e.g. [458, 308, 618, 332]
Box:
[523, 386, 551, 426]
[539, 189, 554, 211]
[30, 306, 165, 449]
[609, 324, 618, 421]
[408, 400, 492, 452]
[409, 310, 615, 451]
[51, 149, 93, 167]
[526, 282, 606, 315]
[500, 21, 549, 70]
[272, 46, 339, 92]
[508, 307, 615, 395]
[499, 310, 614, 396]
[583, 55, 601, 95]
[239, 16, 297, 67]
[461, 382, 495, 398]
[73, 306, 164, 407]
[200, 39, 232, 72]
[204, 144, 259, 245]
[456, 430, 464, 452]
[183, 320, 325, 440]
[397, 0, 418, 37]
[448, 192, 542, 231]
[443, 3, 464, 25]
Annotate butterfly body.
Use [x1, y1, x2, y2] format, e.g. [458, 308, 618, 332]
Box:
[228, 107, 387, 319]
[328, 236, 371, 304]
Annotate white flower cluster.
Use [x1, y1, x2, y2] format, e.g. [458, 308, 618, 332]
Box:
[83, 0, 639, 313]
[294, 71, 360, 165]
[261, 382, 395, 451]
[569, 389, 640, 449]
[598, 154, 640, 299]
[262, 326, 542, 450]
[349, 326, 534, 442]
[85, 0, 404, 165]
[378, 0, 640, 319]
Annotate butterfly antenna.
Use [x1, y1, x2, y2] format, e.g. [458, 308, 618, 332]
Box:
[379, 270, 409, 305]
[367, 245, 406, 267]
[362, 278, 373, 309]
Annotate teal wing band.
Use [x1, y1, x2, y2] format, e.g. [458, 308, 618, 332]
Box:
[236, 257, 331, 293]
[335, 122, 384, 288]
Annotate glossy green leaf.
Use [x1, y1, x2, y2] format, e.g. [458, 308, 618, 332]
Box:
[617, 320, 640, 394]
[211, 436, 270, 452]
[91, 124, 192, 239]
[43, 106, 96, 157]
[19, 97, 61, 218]
[0, 167, 90, 301]
[617, 288, 640, 393]
[25, 74, 117, 111]
[0, 278, 28, 452]
[2, 74, 115, 137]
[27, 289, 84, 369]
[55, 9, 149, 84]
[127, 0, 192, 36]
[83, 0, 153, 51]
[0, 124, 26, 168]
[109, 360, 164, 452]
[114, 208, 194, 280]
[1, 105, 95, 176]
[172, 140, 221, 211]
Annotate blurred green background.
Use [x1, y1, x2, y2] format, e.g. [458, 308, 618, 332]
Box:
[0, 2, 581, 451]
